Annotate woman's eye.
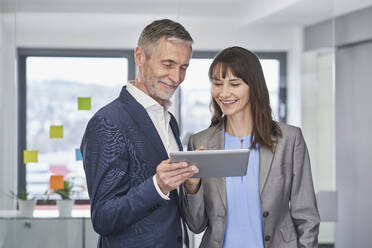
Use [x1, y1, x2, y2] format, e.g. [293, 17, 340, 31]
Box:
[231, 83, 240, 87]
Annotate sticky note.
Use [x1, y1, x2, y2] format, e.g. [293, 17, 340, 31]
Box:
[78, 97, 91, 110]
[49, 165, 67, 176]
[24, 150, 38, 163]
[50, 175, 64, 190]
[50, 125, 63, 138]
[75, 148, 83, 161]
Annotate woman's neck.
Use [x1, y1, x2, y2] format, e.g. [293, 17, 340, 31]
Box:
[225, 111, 253, 138]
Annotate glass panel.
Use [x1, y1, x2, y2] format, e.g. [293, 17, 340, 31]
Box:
[180, 58, 213, 145]
[26, 57, 127, 199]
[260, 59, 280, 120]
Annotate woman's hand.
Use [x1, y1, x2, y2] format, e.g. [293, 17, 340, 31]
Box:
[184, 177, 201, 194]
[184, 146, 204, 194]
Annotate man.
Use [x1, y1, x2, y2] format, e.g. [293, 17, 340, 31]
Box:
[81, 19, 198, 248]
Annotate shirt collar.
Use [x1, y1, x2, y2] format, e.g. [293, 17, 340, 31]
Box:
[126, 81, 172, 110]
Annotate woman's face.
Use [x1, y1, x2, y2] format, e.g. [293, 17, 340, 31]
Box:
[211, 68, 251, 118]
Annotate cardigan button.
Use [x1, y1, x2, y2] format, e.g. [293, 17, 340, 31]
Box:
[265, 235, 271, 241]
[263, 211, 269, 217]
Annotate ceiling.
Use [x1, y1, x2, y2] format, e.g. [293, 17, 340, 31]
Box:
[2, 0, 372, 27]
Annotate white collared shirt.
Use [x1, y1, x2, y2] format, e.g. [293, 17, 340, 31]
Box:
[126, 81, 180, 200]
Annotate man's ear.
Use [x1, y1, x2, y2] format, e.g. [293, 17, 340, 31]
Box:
[134, 46, 146, 67]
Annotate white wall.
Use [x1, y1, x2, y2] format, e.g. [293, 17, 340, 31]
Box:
[287, 27, 303, 127]
[0, 3, 17, 210]
[335, 40, 372, 248]
[15, 13, 299, 51]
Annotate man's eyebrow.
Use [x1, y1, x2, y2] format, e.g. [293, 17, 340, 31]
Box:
[161, 59, 176, 63]
[161, 59, 189, 67]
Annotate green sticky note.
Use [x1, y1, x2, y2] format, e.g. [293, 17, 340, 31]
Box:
[78, 97, 91, 110]
[24, 150, 38, 163]
[50, 125, 63, 138]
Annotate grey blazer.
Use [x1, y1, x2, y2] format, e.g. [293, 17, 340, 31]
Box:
[181, 122, 320, 248]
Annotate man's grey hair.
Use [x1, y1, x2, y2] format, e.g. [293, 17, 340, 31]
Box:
[138, 19, 193, 57]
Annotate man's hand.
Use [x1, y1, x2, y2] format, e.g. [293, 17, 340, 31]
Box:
[156, 159, 199, 195]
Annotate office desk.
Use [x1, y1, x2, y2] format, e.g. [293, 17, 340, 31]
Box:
[0, 209, 98, 248]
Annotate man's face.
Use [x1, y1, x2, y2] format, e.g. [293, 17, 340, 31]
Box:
[136, 37, 191, 105]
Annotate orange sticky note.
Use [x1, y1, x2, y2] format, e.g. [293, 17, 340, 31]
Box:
[50, 125, 63, 138]
[50, 175, 64, 190]
[24, 150, 38, 163]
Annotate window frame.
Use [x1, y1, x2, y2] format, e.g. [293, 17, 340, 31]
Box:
[18, 48, 286, 204]
[17, 48, 135, 204]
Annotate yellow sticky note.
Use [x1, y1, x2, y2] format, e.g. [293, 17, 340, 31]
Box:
[50, 175, 64, 190]
[24, 150, 38, 163]
[50, 125, 63, 138]
[78, 97, 91, 110]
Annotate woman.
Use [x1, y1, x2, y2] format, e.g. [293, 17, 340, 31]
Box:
[182, 47, 320, 248]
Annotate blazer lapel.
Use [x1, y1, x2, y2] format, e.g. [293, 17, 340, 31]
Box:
[207, 123, 224, 150]
[119, 86, 168, 160]
[259, 141, 277, 194]
[207, 123, 227, 209]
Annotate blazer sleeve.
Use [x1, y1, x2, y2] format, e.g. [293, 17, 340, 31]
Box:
[81, 115, 165, 236]
[180, 135, 208, 234]
[290, 128, 321, 247]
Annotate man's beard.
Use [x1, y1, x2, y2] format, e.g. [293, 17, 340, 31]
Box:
[142, 73, 176, 102]
[151, 82, 176, 101]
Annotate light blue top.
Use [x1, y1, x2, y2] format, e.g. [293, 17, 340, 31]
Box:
[222, 132, 264, 248]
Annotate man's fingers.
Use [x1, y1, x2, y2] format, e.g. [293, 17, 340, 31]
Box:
[157, 161, 188, 173]
[157, 165, 199, 191]
[160, 165, 197, 178]
[170, 170, 199, 187]
[157, 166, 197, 185]
[166, 167, 198, 184]
[162, 172, 197, 190]
[156, 159, 199, 193]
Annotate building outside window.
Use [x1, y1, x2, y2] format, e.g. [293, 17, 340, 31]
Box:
[18, 49, 134, 201]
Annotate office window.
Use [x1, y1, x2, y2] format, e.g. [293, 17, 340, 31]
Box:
[18, 49, 285, 203]
[18, 49, 134, 201]
[180, 52, 286, 145]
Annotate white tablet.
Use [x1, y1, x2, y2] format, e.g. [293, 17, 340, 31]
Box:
[170, 149, 250, 178]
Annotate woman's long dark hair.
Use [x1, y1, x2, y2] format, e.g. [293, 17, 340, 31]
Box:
[209, 46, 282, 150]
